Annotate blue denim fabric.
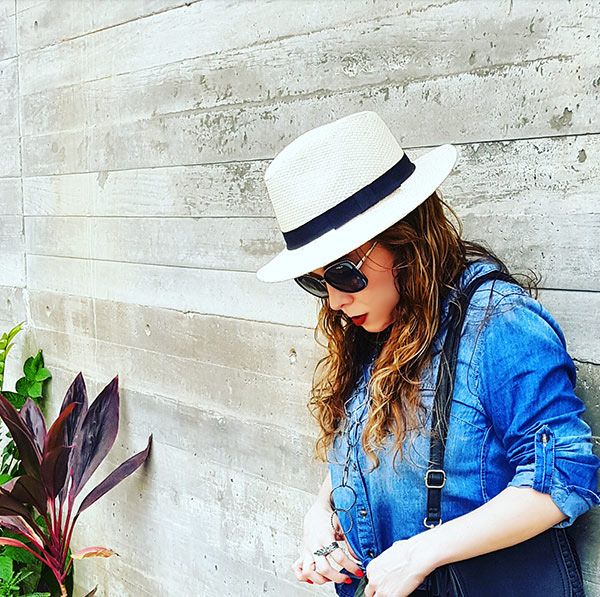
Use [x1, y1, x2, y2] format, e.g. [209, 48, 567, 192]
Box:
[328, 259, 600, 596]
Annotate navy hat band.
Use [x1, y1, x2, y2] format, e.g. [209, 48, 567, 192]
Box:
[282, 152, 416, 250]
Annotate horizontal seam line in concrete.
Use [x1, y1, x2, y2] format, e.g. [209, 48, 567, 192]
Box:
[16, 156, 271, 177]
[17, 3, 468, 85]
[26, 253, 284, 272]
[23, 254, 600, 292]
[573, 358, 600, 367]
[31, 325, 312, 381]
[0, 53, 17, 65]
[22, 215, 275, 219]
[23, 0, 373, 58]
[15, 130, 600, 178]
[21, 0, 589, 96]
[540, 286, 600, 294]
[20, 59, 588, 139]
[46, 364, 317, 446]
[26, 289, 316, 331]
[126, 55, 578, 121]
[24, 286, 317, 329]
[15, 0, 203, 54]
[17, 46, 581, 114]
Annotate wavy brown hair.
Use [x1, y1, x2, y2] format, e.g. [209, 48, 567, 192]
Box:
[308, 189, 539, 470]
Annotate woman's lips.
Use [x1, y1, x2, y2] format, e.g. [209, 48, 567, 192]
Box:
[350, 313, 367, 326]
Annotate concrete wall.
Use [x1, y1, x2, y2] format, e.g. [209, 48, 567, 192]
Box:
[0, 0, 599, 594]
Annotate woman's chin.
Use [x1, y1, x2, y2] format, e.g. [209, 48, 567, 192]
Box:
[363, 318, 392, 333]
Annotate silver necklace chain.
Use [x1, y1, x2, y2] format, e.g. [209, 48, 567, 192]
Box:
[329, 357, 374, 536]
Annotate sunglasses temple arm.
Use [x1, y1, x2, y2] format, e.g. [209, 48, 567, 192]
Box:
[356, 240, 378, 268]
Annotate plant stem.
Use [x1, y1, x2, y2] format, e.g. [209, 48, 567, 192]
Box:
[60, 498, 76, 567]
[60, 583, 67, 597]
[4, 536, 58, 579]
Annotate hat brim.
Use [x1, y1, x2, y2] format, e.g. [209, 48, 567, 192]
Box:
[256, 143, 458, 283]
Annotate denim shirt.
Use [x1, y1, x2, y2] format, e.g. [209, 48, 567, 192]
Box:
[328, 260, 600, 597]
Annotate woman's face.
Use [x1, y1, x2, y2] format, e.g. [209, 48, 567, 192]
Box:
[311, 240, 400, 332]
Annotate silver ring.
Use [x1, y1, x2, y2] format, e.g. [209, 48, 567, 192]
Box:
[313, 541, 340, 557]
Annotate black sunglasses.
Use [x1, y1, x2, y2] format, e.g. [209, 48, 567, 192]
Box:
[294, 241, 378, 298]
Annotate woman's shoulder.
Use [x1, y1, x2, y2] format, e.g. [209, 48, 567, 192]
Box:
[459, 260, 567, 349]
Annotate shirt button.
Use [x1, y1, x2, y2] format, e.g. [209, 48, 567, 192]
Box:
[359, 508, 368, 517]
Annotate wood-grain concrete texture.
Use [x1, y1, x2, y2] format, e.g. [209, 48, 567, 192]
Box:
[0, 0, 599, 594]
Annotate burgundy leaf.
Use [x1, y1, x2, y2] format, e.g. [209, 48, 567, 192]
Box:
[69, 376, 120, 501]
[40, 402, 77, 503]
[44, 402, 77, 456]
[19, 399, 47, 455]
[9, 476, 47, 516]
[59, 372, 88, 444]
[0, 515, 44, 546]
[41, 444, 72, 501]
[76, 435, 152, 516]
[58, 373, 89, 505]
[0, 489, 35, 519]
[0, 393, 42, 479]
[0, 486, 47, 546]
[83, 588, 98, 597]
[0, 515, 31, 535]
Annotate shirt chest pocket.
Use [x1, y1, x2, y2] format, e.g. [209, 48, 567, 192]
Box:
[449, 396, 488, 431]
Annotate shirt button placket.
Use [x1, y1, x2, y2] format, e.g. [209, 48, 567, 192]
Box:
[353, 462, 377, 561]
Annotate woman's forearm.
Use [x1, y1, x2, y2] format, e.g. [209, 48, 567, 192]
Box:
[315, 470, 333, 510]
[413, 486, 568, 569]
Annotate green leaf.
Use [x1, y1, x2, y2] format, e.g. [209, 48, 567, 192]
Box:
[1, 393, 25, 410]
[0, 363, 4, 375]
[21, 594, 51, 597]
[18, 562, 42, 594]
[6, 323, 24, 344]
[22, 358, 35, 382]
[33, 369, 51, 383]
[27, 383, 42, 399]
[14, 379, 30, 397]
[0, 556, 12, 581]
[0, 474, 12, 485]
[0, 546, 36, 565]
[31, 351, 43, 371]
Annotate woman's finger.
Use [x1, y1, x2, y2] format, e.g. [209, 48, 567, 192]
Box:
[311, 553, 352, 584]
[327, 544, 364, 577]
[290, 557, 304, 582]
[301, 555, 331, 585]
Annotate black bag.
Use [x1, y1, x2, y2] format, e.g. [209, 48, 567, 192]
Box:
[420, 270, 585, 597]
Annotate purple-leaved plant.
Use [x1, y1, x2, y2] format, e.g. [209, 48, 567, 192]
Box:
[0, 372, 152, 597]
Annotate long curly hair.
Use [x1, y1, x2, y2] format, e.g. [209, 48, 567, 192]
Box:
[308, 189, 539, 469]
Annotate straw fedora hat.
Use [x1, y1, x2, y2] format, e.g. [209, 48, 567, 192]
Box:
[256, 111, 458, 283]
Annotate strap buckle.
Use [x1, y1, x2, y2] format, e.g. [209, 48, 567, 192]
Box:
[423, 516, 443, 529]
[424, 468, 446, 489]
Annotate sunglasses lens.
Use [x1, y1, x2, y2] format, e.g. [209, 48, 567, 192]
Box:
[294, 275, 328, 298]
[325, 262, 367, 292]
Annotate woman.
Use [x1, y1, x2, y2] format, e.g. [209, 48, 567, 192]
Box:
[255, 111, 600, 596]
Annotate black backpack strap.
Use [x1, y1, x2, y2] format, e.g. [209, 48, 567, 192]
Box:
[424, 269, 516, 528]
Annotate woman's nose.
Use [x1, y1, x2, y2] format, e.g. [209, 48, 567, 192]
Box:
[326, 284, 353, 311]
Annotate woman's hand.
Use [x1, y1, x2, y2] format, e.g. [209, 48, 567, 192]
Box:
[363, 537, 437, 597]
[291, 500, 364, 586]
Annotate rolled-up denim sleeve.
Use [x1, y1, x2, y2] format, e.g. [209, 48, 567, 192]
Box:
[475, 290, 600, 527]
